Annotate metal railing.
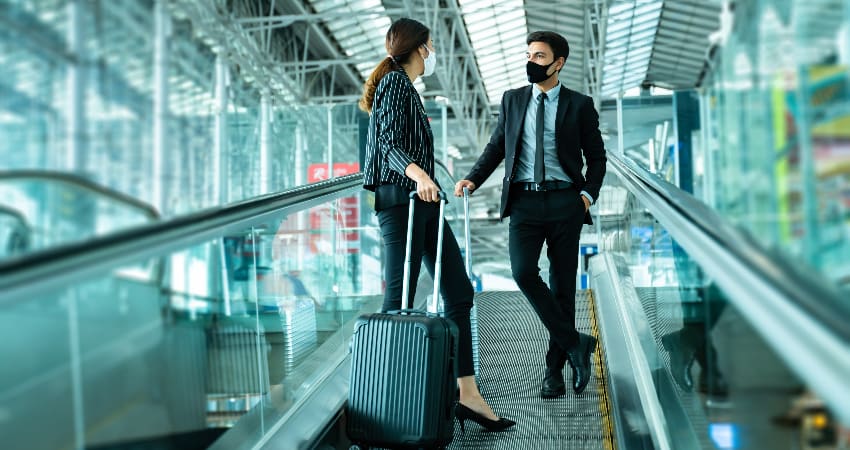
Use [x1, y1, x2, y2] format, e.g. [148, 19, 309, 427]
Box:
[0, 174, 362, 302]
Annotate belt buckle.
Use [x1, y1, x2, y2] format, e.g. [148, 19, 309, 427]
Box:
[535, 182, 545, 191]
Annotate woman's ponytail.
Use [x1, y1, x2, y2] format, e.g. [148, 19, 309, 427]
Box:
[359, 57, 397, 113]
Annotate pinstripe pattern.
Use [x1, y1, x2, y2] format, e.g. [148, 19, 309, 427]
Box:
[363, 67, 435, 192]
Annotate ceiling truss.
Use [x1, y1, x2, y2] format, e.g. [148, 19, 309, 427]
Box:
[165, 0, 722, 271]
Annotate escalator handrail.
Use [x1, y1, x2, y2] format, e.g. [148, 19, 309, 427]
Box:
[607, 152, 850, 425]
[0, 174, 363, 302]
[0, 205, 30, 230]
[608, 153, 850, 341]
[0, 170, 161, 220]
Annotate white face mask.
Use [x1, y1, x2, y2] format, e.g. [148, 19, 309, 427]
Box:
[422, 45, 436, 77]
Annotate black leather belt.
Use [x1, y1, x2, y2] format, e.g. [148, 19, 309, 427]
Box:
[513, 180, 573, 192]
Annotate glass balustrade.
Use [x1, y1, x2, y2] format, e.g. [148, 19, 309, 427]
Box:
[0, 187, 390, 449]
[595, 176, 845, 449]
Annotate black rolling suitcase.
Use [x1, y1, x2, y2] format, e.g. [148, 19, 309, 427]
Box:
[347, 192, 457, 449]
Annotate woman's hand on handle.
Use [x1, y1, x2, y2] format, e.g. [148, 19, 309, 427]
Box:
[405, 163, 441, 202]
[416, 178, 441, 202]
[454, 180, 476, 197]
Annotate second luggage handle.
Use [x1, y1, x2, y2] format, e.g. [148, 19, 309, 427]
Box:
[463, 186, 472, 278]
[401, 191, 447, 311]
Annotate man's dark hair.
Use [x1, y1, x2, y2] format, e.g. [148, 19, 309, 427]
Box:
[527, 31, 570, 63]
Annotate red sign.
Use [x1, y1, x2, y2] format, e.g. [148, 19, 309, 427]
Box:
[307, 163, 360, 254]
[308, 162, 360, 183]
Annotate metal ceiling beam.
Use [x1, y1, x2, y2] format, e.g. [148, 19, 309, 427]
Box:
[382, 0, 494, 150]
[169, 0, 359, 169]
[649, 55, 705, 71]
[653, 38, 712, 54]
[274, 0, 363, 94]
[169, 0, 367, 105]
[587, 0, 610, 102]
[275, 57, 377, 69]
[235, 8, 405, 24]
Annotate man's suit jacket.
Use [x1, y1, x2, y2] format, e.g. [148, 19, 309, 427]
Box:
[465, 84, 607, 224]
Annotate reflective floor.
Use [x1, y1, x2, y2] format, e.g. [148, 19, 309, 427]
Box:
[635, 284, 832, 450]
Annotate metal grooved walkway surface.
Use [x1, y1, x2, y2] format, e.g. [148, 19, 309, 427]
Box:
[447, 290, 613, 450]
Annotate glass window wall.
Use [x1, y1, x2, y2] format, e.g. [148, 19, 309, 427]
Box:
[0, 1, 365, 262]
[706, 0, 850, 286]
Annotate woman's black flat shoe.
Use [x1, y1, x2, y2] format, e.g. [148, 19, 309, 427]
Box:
[455, 403, 516, 432]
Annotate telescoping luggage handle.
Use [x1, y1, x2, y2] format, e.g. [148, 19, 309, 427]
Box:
[462, 186, 481, 379]
[463, 186, 472, 277]
[400, 191, 447, 312]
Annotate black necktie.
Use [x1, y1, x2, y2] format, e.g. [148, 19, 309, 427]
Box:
[534, 92, 547, 183]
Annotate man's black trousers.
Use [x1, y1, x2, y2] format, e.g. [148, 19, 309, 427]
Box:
[508, 187, 586, 369]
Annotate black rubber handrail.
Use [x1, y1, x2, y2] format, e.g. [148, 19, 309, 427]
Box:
[0, 170, 160, 219]
[607, 152, 850, 342]
[0, 204, 30, 229]
[0, 174, 363, 302]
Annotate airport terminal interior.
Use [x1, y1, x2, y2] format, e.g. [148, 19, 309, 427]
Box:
[1, 0, 849, 449]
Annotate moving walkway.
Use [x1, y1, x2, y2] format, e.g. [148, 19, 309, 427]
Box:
[1, 155, 847, 450]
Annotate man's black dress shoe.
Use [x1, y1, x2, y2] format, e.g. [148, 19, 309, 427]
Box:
[661, 333, 694, 391]
[567, 333, 597, 394]
[540, 367, 566, 398]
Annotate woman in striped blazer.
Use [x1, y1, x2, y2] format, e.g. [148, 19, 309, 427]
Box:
[360, 18, 515, 432]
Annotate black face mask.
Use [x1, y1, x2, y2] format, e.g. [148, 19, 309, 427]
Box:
[526, 61, 556, 84]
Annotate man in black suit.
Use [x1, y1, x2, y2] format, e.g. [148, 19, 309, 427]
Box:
[455, 31, 606, 397]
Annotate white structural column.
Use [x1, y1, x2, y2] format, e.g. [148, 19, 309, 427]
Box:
[845, 1, 850, 64]
[440, 100, 448, 165]
[616, 91, 624, 156]
[698, 89, 715, 206]
[65, 14, 87, 444]
[67, 288, 85, 450]
[213, 56, 229, 205]
[327, 105, 334, 179]
[327, 106, 337, 295]
[259, 94, 271, 194]
[153, 0, 171, 212]
[659, 121, 670, 179]
[295, 123, 306, 268]
[294, 122, 305, 186]
[648, 138, 656, 174]
[593, 0, 607, 111]
[66, 0, 86, 172]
